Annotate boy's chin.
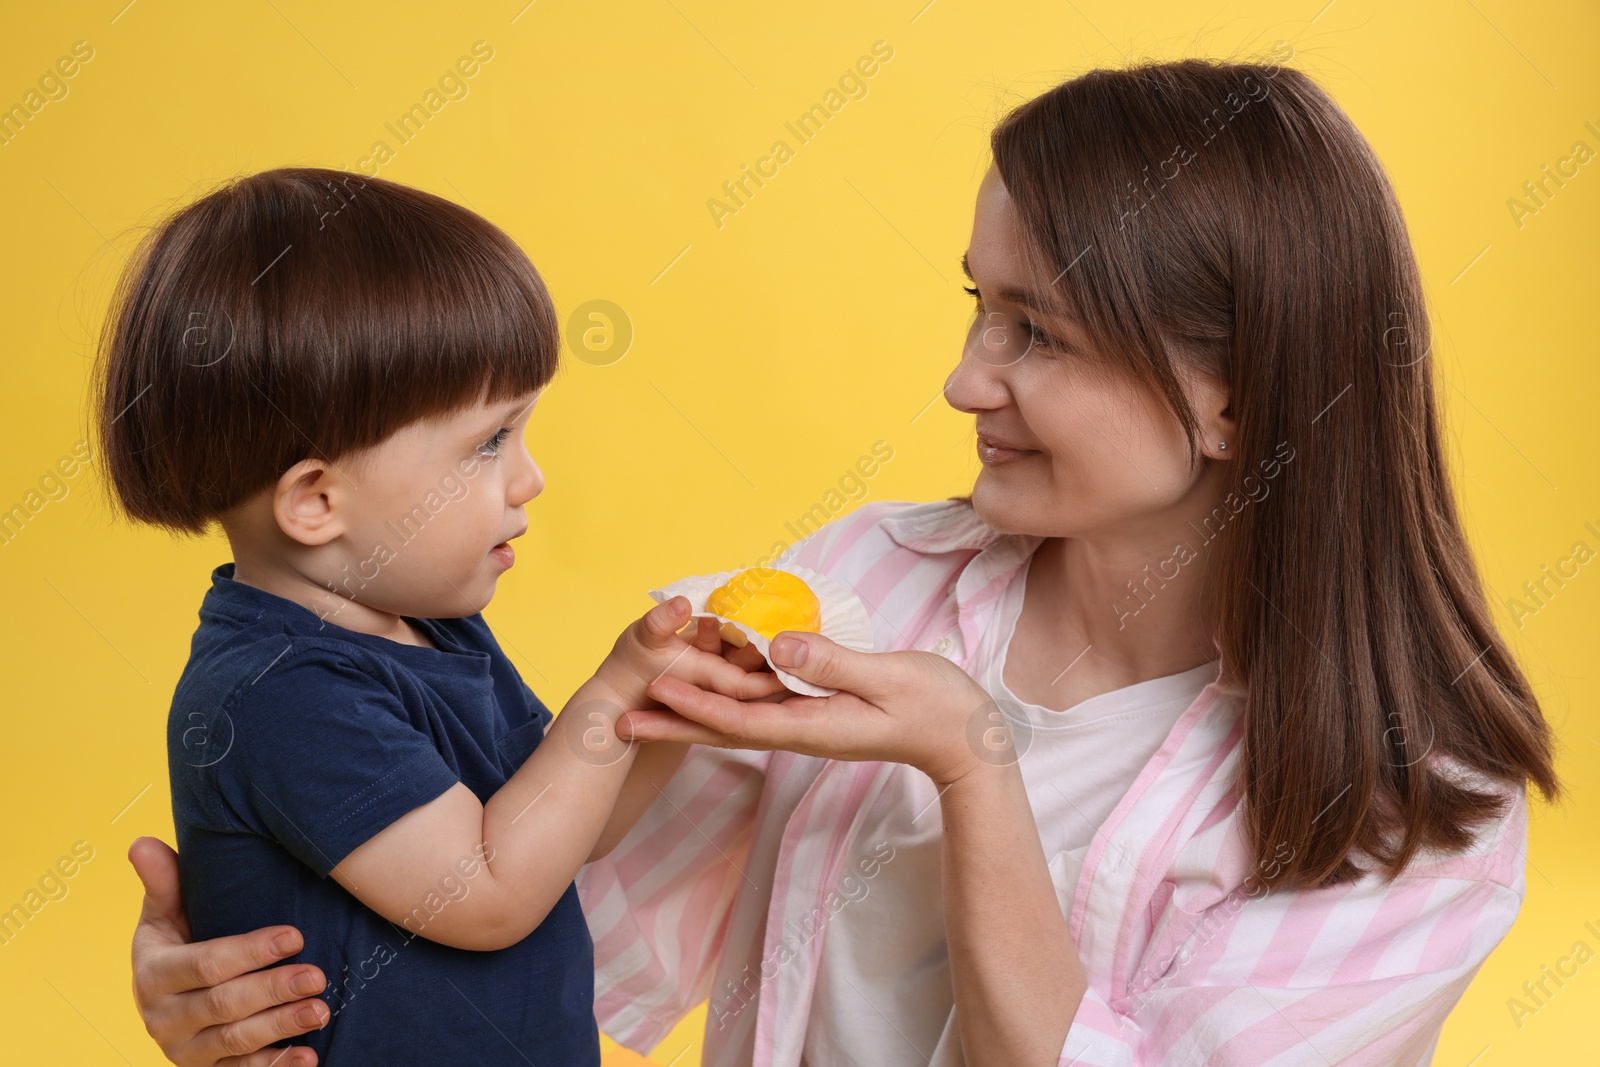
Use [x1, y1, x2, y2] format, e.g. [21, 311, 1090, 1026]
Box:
[400, 582, 497, 619]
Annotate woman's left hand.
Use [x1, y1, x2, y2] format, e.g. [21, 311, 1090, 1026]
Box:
[616, 631, 1003, 787]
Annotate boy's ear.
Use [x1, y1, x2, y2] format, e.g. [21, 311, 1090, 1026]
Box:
[273, 459, 348, 546]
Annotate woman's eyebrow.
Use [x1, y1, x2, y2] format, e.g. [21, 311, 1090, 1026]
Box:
[961, 251, 1074, 323]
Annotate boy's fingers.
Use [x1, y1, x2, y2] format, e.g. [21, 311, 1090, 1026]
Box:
[636, 597, 691, 648]
[724, 642, 768, 672]
[690, 615, 722, 653]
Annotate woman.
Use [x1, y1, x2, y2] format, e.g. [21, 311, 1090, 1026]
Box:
[128, 55, 1559, 1066]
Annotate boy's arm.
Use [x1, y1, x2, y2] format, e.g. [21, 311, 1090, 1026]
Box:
[330, 674, 642, 951]
[585, 620, 776, 863]
[331, 600, 782, 952]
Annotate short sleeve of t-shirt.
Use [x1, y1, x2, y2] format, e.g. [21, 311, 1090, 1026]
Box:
[212, 647, 463, 878]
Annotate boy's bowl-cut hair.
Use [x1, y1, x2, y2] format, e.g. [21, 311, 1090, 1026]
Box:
[91, 166, 560, 537]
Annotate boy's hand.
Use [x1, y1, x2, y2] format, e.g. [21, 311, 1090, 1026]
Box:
[318, 597, 789, 942]
[593, 596, 786, 709]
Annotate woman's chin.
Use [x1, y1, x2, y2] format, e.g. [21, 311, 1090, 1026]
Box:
[970, 477, 1080, 540]
[969, 479, 1033, 536]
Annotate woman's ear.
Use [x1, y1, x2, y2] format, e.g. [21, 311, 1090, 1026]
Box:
[272, 458, 348, 546]
[1193, 373, 1236, 462]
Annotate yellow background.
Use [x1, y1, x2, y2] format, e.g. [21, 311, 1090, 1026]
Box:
[2, 1, 1596, 1063]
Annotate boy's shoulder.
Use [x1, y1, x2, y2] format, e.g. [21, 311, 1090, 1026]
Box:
[171, 566, 457, 746]
[177, 605, 394, 713]
[177, 563, 500, 701]
[167, 628, 406, 774]
[176, 630, 396, 710]
[167, 575, 475, 857]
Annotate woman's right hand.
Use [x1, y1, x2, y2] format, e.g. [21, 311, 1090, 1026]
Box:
[129, 837, 329, 1066]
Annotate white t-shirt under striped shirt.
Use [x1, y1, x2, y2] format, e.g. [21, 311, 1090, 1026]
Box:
[801, 552, 1218, 1066]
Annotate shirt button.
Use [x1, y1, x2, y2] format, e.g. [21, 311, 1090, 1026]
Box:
[932, 635, 954, 657]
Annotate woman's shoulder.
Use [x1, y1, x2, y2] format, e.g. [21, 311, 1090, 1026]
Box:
[1386, 752, 1531, 892]
[1117, 699, 1530, 917]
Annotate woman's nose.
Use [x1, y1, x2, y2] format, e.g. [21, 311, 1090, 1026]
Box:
[943, 336, 1009, 415]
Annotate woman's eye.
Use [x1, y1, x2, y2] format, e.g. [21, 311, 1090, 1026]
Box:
[964, 284, 1070, 356]
[478, 427, 513, 458]
[1024, 321, 1058, 350]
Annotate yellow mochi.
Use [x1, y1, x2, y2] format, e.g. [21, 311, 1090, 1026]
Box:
[704, 568, 822, 644]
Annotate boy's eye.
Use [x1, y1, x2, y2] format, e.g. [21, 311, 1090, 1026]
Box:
[477, 427, 513, 458]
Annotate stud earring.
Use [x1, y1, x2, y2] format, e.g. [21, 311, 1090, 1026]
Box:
[1218, 441, 1227, 450]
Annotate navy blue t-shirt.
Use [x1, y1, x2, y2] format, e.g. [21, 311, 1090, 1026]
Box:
[168, 563, 599, 1066]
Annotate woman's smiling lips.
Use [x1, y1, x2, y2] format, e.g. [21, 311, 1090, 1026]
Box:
[976, 431, 1041, 466]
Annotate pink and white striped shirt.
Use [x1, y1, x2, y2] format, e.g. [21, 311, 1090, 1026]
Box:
[576, 499, 1529, 1066]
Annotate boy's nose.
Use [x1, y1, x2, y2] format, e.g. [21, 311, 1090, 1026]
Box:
[515, 456, 544, 504]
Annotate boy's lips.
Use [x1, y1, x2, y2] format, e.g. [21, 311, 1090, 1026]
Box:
[490, 526, 526, 566]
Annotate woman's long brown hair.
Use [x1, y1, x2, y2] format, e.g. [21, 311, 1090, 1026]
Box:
[991, 53, 1560, 890]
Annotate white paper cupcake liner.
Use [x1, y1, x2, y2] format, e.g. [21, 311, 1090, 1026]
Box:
[648, 563, 875, 697]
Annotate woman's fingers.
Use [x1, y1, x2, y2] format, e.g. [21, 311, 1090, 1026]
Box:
[134, 923, 327, 1064]
[128, 835, 326, 1065]
[183, 989, 328, 1066]
[218, 1045, 320, 1067]
[133, 913, 328, 1063]
[642, 675, 836, 750]
[646, 676, 769, 741]
[649, 675, 768, 742]
[616, 707, 745, 748]
[141, 924, 315, 1001]
[129, 834, 329, 1062]
[768, 632, 897, 698]
[687, 654, 788, 700]
[129, 837, 192, 944]
[174, 958, 327, 1029]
